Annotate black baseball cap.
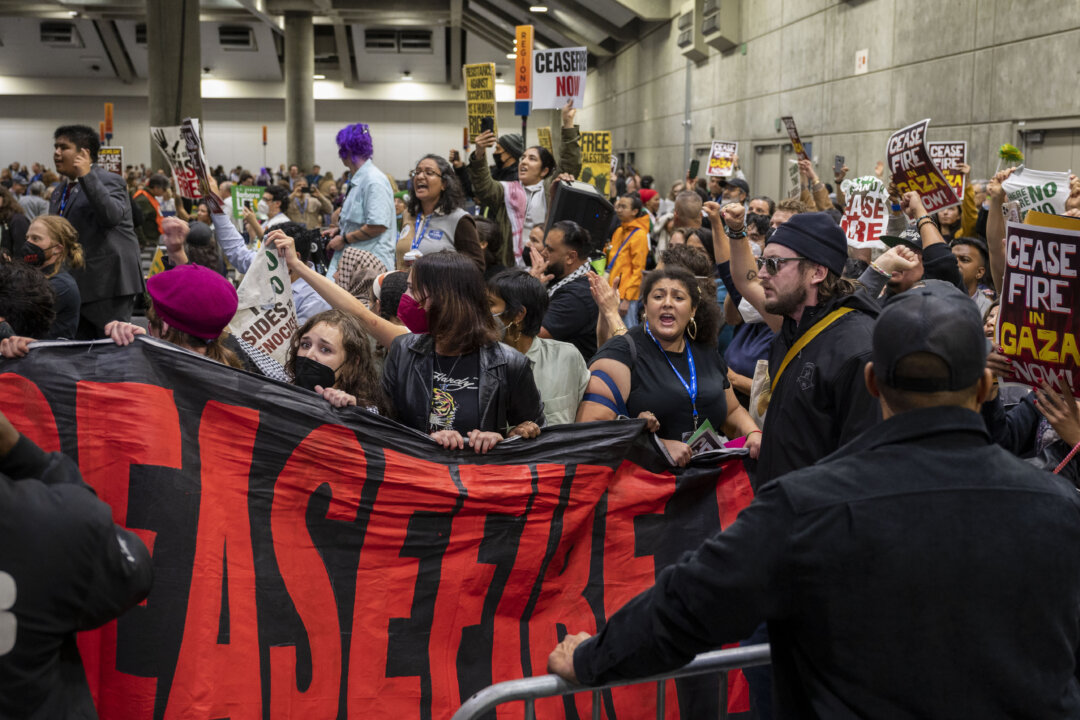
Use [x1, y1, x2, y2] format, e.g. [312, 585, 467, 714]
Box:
[719, 177, 750, 195]
[872, 281, 986, 392]
[879, 227, 922, 253]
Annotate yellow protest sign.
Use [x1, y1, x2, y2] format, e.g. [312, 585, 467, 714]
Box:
[536, 127, 553, 154]
[463, 63, 497, 141]
[577, 131, 612, 196]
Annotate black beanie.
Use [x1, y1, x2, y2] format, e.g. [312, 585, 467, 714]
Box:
[497, 133, 524, 160]
[765, 212, 847, 276]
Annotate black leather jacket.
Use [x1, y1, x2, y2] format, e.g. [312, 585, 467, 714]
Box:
[382, 334, 544, 434]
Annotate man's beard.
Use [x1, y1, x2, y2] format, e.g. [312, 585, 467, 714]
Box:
[547, 259, 566, 280]
[763, 282, 808, 317]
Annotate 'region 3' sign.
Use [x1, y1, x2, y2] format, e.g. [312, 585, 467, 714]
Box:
[887, 119, 958, 213]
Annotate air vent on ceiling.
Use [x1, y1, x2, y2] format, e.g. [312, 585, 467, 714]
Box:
[41, 21, 84, 48]
[365, 28, 398, 52]
[135, 22, 147, 45]
[219, 25, 256, 51]
[703, 0, 720, 14]
[398, 29, 432, 53]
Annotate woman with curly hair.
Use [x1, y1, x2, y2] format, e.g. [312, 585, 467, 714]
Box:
[327, 123, 395, 276]
[284, 308, 390, 415]
[396, 154, 483, 270]
[0, 184, 29, 260]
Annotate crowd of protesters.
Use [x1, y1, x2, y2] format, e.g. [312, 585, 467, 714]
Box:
[4, 110, 1080, 719]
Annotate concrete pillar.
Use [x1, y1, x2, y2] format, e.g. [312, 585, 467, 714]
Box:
[284, 12, 315, 172]
[146, 0, 201, 165]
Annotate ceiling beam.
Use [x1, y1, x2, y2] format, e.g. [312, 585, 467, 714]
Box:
[332, 20, 357, 88]
[447, 0, 463, 89]
[460, 15, 512, 56]
[232, 0, 285, 34]
[92, 18, 136, 84]
[544, 0, 635, 42]
[469, 0, 566, 50]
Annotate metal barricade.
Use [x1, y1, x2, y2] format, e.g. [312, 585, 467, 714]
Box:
[452, 643, 771, 720]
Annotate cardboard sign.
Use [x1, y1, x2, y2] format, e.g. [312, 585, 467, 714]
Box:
[787, 158, 800, 198]
[840, 176, 889, 249]
[706, 141, 738, 178]
[1002, 165, 1072, 216]
[577, 131, 612, 196]
[928, 141, 967, 202]
[151, 124, 203, 201]
[514, 25, 533, 116]
[178, 118, 223, 214]
[536, 126, 553, 154]
[227, 246, 298, 365]
[998, 219, 1080, 397]
[0, 342, 755, 720]
[98, 146, 123, 176]
[462, 63, 497, 142]
[609, 154, 618, 185]
[231, 184, 263, 220]
[530, 46, 587, 110]
[886, 118, 958, 213]
[781, 116, 809, 161]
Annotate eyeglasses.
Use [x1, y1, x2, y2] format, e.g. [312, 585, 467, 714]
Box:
[412, 168, 442, 179]
[755, 256, 807, 275]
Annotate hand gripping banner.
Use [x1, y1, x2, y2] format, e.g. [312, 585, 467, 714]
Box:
[0, 339, 756, 719]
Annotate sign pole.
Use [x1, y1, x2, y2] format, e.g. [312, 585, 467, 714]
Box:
[515, 25, 533, 145]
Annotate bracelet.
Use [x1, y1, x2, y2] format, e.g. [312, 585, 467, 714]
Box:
[725, 228, 747, 239]
[916, 217, 935, 230]
[869, 262, 890, 278]
[1053, 440, 1080, 475]
[612, 326, 628, 336]
[745, 430, 762, 438]
[915, 214, 932, 224]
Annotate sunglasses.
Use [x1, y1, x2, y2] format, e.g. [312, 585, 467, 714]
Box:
[755, 256, 806, 275]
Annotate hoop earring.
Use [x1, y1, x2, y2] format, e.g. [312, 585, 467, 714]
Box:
[687, 317, 698, 341]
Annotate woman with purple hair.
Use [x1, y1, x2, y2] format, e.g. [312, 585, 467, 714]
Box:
[327, 123, 396, 276]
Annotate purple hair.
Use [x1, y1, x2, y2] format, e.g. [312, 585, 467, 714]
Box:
[336, 123, 373, 164]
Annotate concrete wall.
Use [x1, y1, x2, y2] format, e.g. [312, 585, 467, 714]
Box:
[581, 0, 1080, 200]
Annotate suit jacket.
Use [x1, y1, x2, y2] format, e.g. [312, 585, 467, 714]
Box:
[49, 166, 144, 303]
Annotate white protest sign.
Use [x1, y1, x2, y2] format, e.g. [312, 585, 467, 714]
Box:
[706, 142, 737, 178]
[151, 125, 203, 201]
[840, 176, 889, 250]
[530, 47, 587, 110]
[1002, 165, 1072, 216]
[227, 248, 299, 366]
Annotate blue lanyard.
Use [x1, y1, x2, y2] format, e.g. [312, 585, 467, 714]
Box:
[411, 214, 431, 251]
[59, 182, 76, 216]
[606, 228, 638, 272]
[644, 321, 698, 429]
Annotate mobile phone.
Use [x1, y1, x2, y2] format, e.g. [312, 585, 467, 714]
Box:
[688, 159, 700, 180]
[243, 199, 252, 210]
[480, 116, 495, 134]
[833, 155, 845, 175]
[301, 186, 311, 193]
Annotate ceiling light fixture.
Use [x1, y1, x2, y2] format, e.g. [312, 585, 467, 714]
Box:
[313, 74, 326, 80]
[506, 52, 517, 59]
[530, 5, 549, 11]
[401, 71, 413, 81]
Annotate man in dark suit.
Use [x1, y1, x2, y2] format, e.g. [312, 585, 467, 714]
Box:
[50, 125, 144, 338]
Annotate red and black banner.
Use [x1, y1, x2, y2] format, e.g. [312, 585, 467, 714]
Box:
[0, 338, 755, 719]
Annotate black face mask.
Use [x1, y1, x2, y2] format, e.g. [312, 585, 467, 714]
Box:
[20, 243, 46, 268]
[293, 355, 338, 391]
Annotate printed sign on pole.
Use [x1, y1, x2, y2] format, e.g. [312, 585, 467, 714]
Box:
[886, 118, 958, 213]
[462, 63, 497, 142]
[104, 102, 114, 141]
[514, 25, 533, 117]
[781, 116, 809, 162]
[998, 218, 1080, 397]
[839, 176, 889, 250]
[577, 131, 612, 196]
[928, 141, 967, 202]
[706, 141, 738, 178]
[530, 46, 586, 110]
[609, 154, 618, 183]
[98, 147, 124, 176]
[1002, 165, 1072, 216]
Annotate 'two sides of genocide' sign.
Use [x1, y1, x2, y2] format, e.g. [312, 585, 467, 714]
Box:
[887, 119, 958, 213]
[998, 218, 1080, 397]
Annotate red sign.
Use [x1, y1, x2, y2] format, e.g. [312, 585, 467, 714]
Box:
[840, 176, 889, 249]
[928, 141, 966, 203]
[0, 340, 756, 719]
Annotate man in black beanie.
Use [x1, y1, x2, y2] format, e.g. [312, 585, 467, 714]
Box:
[725, 207, 881, 486]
